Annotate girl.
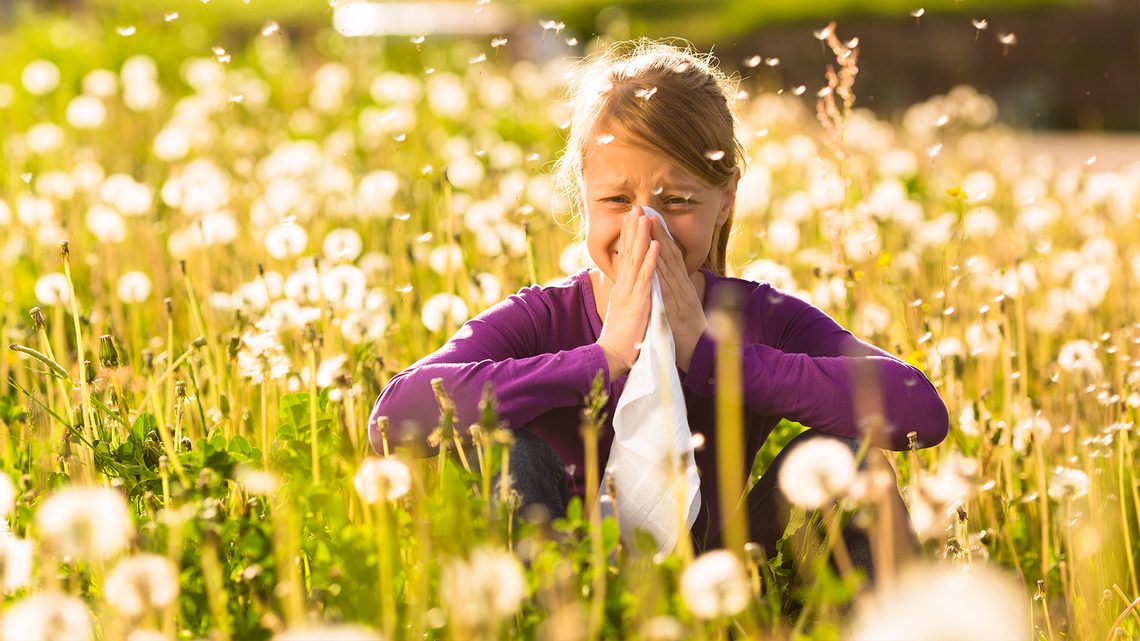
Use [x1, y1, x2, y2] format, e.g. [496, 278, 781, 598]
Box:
[368, 39, 948, 573]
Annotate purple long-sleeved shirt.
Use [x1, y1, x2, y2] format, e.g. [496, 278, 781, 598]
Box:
[368, 267, 948, 544]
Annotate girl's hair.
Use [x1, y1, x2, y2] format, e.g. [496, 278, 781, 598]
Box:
[553, 38, 747, 276]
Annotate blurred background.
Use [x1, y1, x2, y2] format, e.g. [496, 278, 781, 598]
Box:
[4, 0, 1138, 127]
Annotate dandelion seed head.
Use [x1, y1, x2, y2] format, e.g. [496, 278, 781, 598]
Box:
[37, 487, 133, 561]
[998, 32, 1017, 45]
[778, 438, 856, 509]
[972, 18, 988, 30]
[1, 593, 91, 641]
[354, 457, 411, 503]
[104, 554, 179, 617]
[679, 550, 750, 619]
[440, 547, 527, 626]
[910, 8, 925, 18]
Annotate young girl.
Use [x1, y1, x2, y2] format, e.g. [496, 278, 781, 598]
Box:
[369, 39, 948, 571]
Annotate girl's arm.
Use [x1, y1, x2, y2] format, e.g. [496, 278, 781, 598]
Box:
[368, 286, 610, 455]
[682, 284, 948, 451]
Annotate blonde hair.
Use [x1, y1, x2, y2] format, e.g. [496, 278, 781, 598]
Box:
[552, 38, 747, 276]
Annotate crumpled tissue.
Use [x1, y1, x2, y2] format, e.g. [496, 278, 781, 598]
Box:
[599, 206, 701, 554]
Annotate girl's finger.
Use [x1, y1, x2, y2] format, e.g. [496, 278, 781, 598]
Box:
[638, 240, 660, 286]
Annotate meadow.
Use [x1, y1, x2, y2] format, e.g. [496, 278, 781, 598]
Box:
[1, 8, 1139, 641]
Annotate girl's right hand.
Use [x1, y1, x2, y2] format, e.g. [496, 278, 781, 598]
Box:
[596, 206, 659, 379]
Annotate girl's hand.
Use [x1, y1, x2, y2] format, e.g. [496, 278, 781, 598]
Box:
[596, 206, 660, 379]
[648, 215, 709, 373]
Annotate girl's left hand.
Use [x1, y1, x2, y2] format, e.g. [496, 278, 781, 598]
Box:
[647, 216, 709, 372]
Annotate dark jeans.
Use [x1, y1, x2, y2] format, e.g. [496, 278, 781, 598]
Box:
[485, 428, 919, 584]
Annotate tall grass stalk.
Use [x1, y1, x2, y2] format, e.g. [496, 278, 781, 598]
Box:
[579, 371, 607, 640]
[60, 242, 96, 479]
[710, 297, 747, 555]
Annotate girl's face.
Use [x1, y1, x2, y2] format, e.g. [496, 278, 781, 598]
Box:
[579, 128, 739, 283]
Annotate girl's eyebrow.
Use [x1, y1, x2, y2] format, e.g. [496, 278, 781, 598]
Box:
[598, 178, 703, 192]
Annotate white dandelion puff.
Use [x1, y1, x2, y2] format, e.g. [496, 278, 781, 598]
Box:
[36, 487, 133, 561]
[265, 223, 308, 260]
[440, 547, 527, 627]
[104, 554, 180, 617]
[1047, 467, 1089, 501]
[22, 59, 61, 95]
[1, 593, 92, 641]
[777, 438, 856, 509]
[421, 293, 468, 332]
[34, 273, 71, 306]
[354, 457, 411, 503]
[679, 550, 750, 619]
[117, 271, 153, 304]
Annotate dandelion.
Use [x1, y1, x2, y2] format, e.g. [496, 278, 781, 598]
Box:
[0, 533, 34, 592]
[1, 593, 92, 641]
[237, 328, 291, 384]
[848, 563, 1028, 640]
[34, 273, 70, 306]
[354, 457, 411, 503]
[998, 32, 1017, 55]
[36, 487, 133, 561]
[320, 264, 367, 308]
[265, 223, 308, 260]
[428, 244, 464, 275]
[236, 465, 280, 496]
[641, 615, 684, 641]
[1047, 467, 1089, 501]
[440, 547, 527, 628]
[272, 625, 384, 641]
[21, 59, 61, 95]
[65, 95, 107, 129]
[679, 550, 750, 619]
[1012, 414, 1052, 453]
[104, 554, 180, 617]
[421, 292, 469, 332]
[1057, 339, 1103, 379]
[539, 19, 566, 36]
[777, 438, 856, 509]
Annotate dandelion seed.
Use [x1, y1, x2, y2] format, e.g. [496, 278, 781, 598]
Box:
[935, 113, 949, 127]
[116, 25, 137, 36]
[565, 36, 578, 45]
[596, 133, 615, 145]
[744, 55, 762, 68]
[410, 35, 425, 45]
[491, 37, 508, 48]
[393, 133, 406, 142]
[212, 46, 231, 63]
[164, 12, 179, 21]
[104, 554, 179, 617]
[1086, 155, 1097, 165]
[704, 150, 725, 161]
[846, 37, 860, 48]
[813, 25, 833, 40]
[680, 551, 750, 619]
[817, 86, 832, 98]
[792, 85, 806, 96]
[911, 8, 925, 18]
[229, 94, 244, 103]
[928, 143, 943, 158]
[765, 57, 780, 66]
[261, 21, 280, 36]
[635, 86, 658, 100]
[20, 173, 33, 184]
[972, 18, 988, 30]
[539, 19, 566, 36]
[998, 31, 1017, 55]
[469, 53, 487, 64]
[354, 457, 411, 503]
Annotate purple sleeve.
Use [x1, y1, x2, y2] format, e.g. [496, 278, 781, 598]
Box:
[682, 285, 948, 451]
[367, 286, 610, 454]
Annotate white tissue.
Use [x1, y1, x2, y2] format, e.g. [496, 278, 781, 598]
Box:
[600, 206, 701, 554]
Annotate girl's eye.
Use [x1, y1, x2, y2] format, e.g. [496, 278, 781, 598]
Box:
[666, 197, 694, 206]
[603, 196, 629, 204]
